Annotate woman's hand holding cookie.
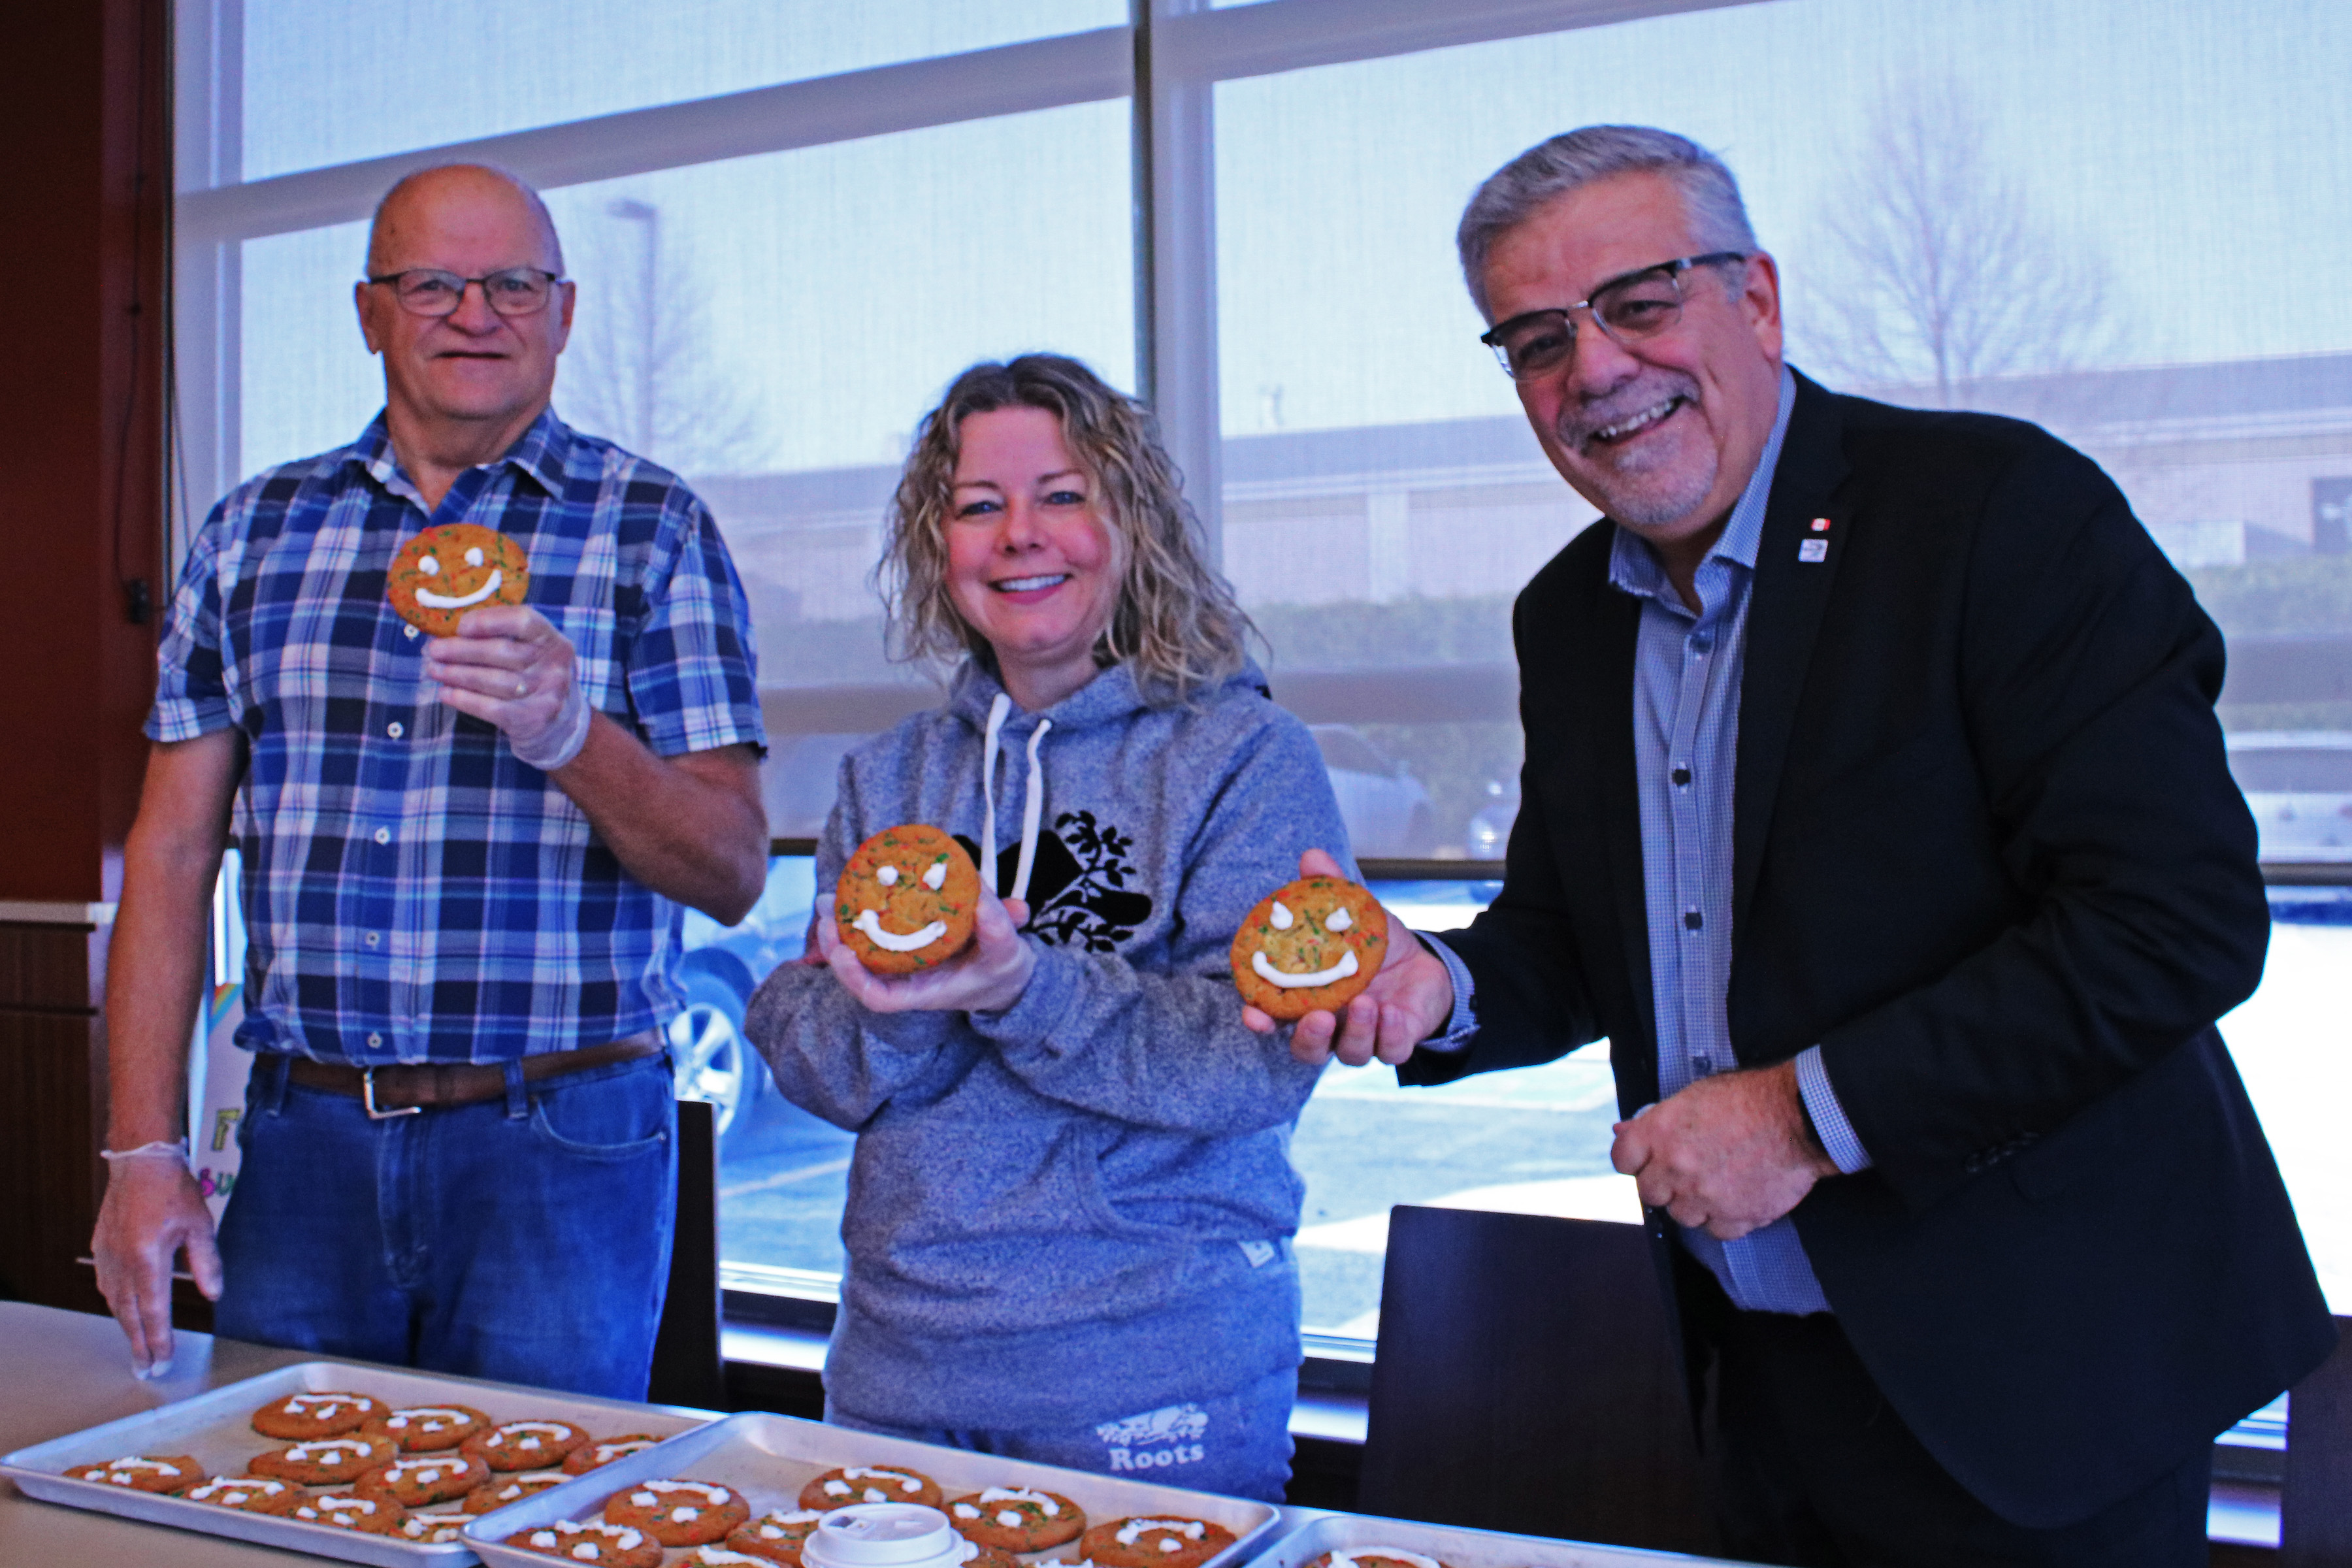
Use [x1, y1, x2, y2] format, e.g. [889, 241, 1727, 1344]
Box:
[421, 604, 592, 771]
[1243, 848, 1456, 1068]
[819, 885, 1036, 1016]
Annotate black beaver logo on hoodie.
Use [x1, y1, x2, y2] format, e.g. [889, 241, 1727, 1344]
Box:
[956, 810, 1152, 953]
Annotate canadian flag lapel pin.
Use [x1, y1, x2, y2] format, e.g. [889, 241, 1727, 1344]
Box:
[1798, 517, 1831, 563]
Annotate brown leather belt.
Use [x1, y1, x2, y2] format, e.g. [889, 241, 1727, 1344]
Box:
[287, 1033, 664, 1119]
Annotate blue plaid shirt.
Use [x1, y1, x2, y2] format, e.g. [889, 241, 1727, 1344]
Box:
[148, 409, 765, 1064]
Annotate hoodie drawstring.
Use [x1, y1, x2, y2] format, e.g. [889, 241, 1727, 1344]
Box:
[979, 692, 1052, 904]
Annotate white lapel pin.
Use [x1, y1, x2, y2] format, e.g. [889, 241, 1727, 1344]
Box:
[1799, 538, 1829, 563]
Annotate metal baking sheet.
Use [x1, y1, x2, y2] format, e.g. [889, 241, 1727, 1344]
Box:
[1247, 1508, 1764, 1568]
[1, 1358, 709, 1567]
[465, 1409, 1281, 1568]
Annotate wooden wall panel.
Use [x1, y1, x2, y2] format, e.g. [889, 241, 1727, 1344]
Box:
[0, 925, 105, 1013]
[0, 1009, 108, 1312]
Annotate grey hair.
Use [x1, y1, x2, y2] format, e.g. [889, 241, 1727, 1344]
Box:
[1456, 125, 1757, 319]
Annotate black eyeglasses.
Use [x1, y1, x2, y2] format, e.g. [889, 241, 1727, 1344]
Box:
[1479, 252, 1748, 381]
[364, 267, 568, 319]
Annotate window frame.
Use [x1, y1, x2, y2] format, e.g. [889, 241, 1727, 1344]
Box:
[176, 1, 2347, 1492]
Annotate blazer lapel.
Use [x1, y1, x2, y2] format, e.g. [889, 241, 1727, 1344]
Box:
[1733, 374, 1854, 938]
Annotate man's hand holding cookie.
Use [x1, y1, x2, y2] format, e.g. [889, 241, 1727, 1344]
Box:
[1242, 848, 1456, 1068]
[423, 603, 593, 772]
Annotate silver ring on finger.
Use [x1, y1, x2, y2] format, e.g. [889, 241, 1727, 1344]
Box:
[515, 678, 529, 697]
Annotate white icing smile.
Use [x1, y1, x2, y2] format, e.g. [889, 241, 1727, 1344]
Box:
[414, 566, 504, 610]
[1252, 948, 1359, 989]
[853, 909, 948, 952]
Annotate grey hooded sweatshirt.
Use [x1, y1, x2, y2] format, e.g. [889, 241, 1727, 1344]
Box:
[744, 657, 1348, 1430]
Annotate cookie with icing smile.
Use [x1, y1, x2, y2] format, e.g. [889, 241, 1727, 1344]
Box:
[1230, 875, 1386, 1020]
[836, 826, 980, 975]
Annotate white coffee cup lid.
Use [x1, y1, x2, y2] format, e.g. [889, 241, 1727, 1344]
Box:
[804, 1505, 964, 1568]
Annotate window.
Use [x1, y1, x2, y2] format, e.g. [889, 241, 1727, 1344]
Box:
[179, 0, 2352, 1354]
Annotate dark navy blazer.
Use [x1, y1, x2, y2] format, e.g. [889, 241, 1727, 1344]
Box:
[1409, 370, 2336, 1528]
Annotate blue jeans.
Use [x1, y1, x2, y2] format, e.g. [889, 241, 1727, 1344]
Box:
[826, 1365, 1298, 1504]
[214, 1051, 677, 1398]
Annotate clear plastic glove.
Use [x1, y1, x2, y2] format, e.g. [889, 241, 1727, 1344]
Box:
[422, 603, 592, 772]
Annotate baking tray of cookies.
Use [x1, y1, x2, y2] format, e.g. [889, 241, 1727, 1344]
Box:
[0, 1357, 710, 1566]
[463, 1409, 1281, 1568]
[1248, 1509, 1763, 1568]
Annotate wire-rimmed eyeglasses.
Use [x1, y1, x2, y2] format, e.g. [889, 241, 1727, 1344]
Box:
[364, 267, 568, 319]
[1479, 252, 1748, 381]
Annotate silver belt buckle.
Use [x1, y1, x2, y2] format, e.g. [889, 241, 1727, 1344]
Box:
[362, 1067, 421, 1120]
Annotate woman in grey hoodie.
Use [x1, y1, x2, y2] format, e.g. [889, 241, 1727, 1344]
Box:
[744, 355, 1353, 1502]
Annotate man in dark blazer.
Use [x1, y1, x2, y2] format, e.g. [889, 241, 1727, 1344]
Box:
[1266, 126, 2335, 1565]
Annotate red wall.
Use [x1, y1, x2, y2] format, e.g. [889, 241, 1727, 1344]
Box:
[0, 0, 169, 1310]
[0, 0, 168, 906]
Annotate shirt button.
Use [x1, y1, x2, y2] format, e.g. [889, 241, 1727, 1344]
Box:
[367, 1032, 383, 1049]
[387, 721, 404, 739]
[1671, 766, 1692, 786]
[1690, 632, 1713, 653]
[1684, 910, 1705, 931]
[373, 827, 391, 845]
[404, 624, 420, 640]
[365, 931, 380, 948]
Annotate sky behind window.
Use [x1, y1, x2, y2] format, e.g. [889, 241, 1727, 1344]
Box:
[232, 0, 2349, 474]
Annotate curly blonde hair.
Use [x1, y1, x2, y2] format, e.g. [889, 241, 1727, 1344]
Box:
[878, 355, 1253, 708]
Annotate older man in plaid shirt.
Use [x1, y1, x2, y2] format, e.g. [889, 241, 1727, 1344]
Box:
[91, 164, 769, 1397]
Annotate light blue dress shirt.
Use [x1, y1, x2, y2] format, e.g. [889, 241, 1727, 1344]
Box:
[1422, 367, 1872, 1315]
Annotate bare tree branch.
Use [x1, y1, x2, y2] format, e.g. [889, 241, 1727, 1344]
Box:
[557, 197, 776, 479]
[1795, 76, 2121, 413]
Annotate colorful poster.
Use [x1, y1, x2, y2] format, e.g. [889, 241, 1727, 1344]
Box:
[188, 851, 250, 1226]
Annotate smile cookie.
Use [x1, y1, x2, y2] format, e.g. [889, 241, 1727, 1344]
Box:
[1305, 1552, 1455, 1568]
[725, 1508, 826, 1563]
[250, 1433, 397, 1484]
[388, 522, 529, 636]
[1230, 875, 1386, 1020]
[289, 1490, 409, 1535]
[564, 1433, 663, 1475]
[186, 1475, 304, 1515]
[463, 1418, 590, 1471]
[251, 1390, 380, 1439]
[604, 1477, 751, 1546]
[835, 826, 980, 975]
[465, 1467, 573, 1512]
[400, 1506, 475, 1543]
[63, 1454, 201, 1494]
[518, 1520, 663, 1567]
[362, 1403, 492, 1451]
[1077, 1518, 1236, 1568]
[355, 1452, 489, 1507]
[949, 1487, 1085, 1552]
[798, 1465, 943, 1510]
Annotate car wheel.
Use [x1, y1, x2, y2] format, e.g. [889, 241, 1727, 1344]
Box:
[668, 975, 766, 1144]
